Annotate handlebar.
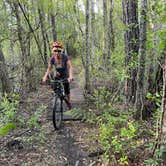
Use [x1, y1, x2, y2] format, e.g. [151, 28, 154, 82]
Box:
[46, 78, 74, 84]
[49, 79, 68, 84]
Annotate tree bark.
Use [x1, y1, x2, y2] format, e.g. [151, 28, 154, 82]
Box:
[50, 13, 57, 41]
[108, 0, 114, 53]
[85, 0, 91, 93]
[17, 2, 47, 67]
[103, 0, 108, 66]
[0, 46, 11, 95]
[135, 0, 147, 120]
[38, 7, 47, 64]
[12, 2, 27, 88]
[73, 0, 84, 37]
[160, 53, 166, 165]
[122, 0, 139, 104]
[147, 2, 157, 94]
[91, 0, 95, 63]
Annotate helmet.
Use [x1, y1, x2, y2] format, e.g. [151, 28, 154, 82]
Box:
[52, 41, 63, 49]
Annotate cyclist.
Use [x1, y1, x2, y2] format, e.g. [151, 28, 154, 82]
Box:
[42, 41, 73, 109]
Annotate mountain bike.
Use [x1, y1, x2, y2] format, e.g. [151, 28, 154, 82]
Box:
[49, 79, 70, 130]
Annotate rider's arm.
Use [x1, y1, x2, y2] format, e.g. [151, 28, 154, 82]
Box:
[67, 60, 73, 82]
[42, 64, 53, 82]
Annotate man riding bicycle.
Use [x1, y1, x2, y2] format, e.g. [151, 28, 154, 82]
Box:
[42, 41, 73, 109]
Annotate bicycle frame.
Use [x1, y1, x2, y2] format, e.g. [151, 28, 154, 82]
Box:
[49, 79, 69, 130]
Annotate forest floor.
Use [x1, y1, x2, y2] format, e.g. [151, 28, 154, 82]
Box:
[0, 67, 103, 166]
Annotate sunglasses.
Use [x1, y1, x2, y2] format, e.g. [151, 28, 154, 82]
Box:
[53, 50, 61, 53]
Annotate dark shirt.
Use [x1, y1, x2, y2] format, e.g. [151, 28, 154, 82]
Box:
[50, 53, 69, 78]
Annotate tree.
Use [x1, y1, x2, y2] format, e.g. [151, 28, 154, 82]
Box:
[0, 46, 11, 94]
[103, 0, 108, 66]
[12, 1, 27, 88]
[108, 0, 114, 53]
[91, 0, 95, 64]
[85, 0, 90, 93]
[38, 6, 48, 63]
[135, 0, 147, 119]
[122, 0, 139, 104]
[160, 52, 166, 165]
[50, 12, 57, 41]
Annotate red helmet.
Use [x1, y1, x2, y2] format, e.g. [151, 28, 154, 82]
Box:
[52, 41, 63, 49]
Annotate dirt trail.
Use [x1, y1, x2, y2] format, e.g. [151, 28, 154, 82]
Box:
[0, 68, 101, 166]
[43, 69, 97, 165]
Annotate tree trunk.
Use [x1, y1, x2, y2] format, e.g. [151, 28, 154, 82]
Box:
[18, 2, 46, 67]
[160, 53, 166, 165]
[103, 0, 108, 66]
[122, 0, 139, 104]
[12, 2, 26, 88]
[73, 0, 84, 37]
[135, 0, 147, 120]
[85, 0, 90, 93]
[108, 0, 114, 54]
[50, 13, 57, 41]
[91, 0, 95, 63]
[147, 2, 158, 94]
[38, 7, 47, 64]
[0, 46, 11, 95]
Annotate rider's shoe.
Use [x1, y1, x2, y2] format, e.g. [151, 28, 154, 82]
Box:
[67, 102, 72, 110]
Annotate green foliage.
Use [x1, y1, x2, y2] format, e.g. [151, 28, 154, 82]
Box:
[88, 87, 111, 110]
[0, 93, 20, 124]
[144, 142, 163, 165]
[0, 123, 16, 136]
[26, 104, 47, 128]
[98, 107, 138, 165]
[67, 107, 97, 124]
[144, 158, 158, 166]
[118, 155, 128, 165]
[27, 115, 39, 128]
[24, 131, 46, 146]
[144, 136, 166, 165]
[146, 92, 162, 107]
[0, 93, 20, 135]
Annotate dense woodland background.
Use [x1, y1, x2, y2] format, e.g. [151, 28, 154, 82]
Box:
[0, 0, 166, 165]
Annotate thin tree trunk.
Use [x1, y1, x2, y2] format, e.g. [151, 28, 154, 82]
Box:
[38, 7, 47, 64]
[50, 13, 57, 41]
[103, 0, 108, 66]
[17, 2, 47, 67]
[147, 4, 158, 94]
[122, 0, 139, 104]
[85, 0, 90, 93]
[74, 0, 84, 37]
[91, 0, 95, 63]
[108, 0, 114, 53]
[0, 46, 11, 95]
[12, 2, 26, 88]
[160, 53, 166, 165]
[135, 0, 147, 120]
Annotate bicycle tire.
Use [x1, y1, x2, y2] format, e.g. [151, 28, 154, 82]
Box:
[52, 95, 63, 130]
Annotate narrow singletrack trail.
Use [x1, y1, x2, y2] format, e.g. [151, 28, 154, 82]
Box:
[0, 67, 101, 166]
[44, 68, 98, 165]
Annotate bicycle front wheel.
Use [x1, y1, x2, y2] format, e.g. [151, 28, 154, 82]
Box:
[52, 96, 63, 130]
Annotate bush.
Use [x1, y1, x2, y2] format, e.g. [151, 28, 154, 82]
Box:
[98, 107, 139, 165]
[0, 93, 20, 135]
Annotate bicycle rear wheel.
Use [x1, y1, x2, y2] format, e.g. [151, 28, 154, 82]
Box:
[52, 96, 63, 130]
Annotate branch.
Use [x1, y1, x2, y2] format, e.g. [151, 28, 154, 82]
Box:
[17, 1, 47, 66]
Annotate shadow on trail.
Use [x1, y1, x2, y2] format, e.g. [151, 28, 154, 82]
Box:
[55, 126, 86, 166]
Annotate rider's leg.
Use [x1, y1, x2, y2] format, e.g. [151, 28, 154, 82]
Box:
[64, 82, 72, 110]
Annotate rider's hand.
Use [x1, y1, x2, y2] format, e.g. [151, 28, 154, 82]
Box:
[56, 72, 60, 77]
[42, 76, 47, 84]
[68, 77, 73, 83]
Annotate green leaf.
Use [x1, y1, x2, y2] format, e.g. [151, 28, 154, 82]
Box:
[0, 123, 16, 136]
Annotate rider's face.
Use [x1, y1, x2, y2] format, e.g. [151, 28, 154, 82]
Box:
[53, 47, 62, 55]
